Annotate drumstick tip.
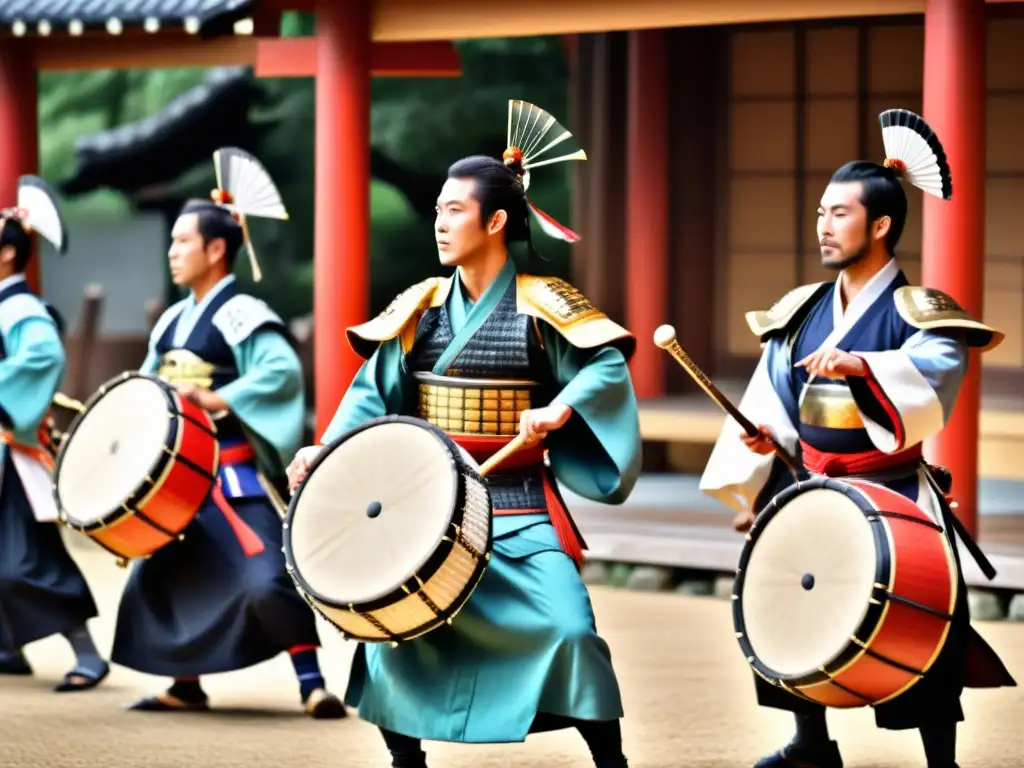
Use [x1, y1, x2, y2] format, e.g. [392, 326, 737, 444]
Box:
[653, 324, 677, 349]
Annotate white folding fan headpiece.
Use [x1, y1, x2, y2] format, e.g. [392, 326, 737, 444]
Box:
[878, 109, 953, 201]
[1, 175, 69, 254]
[210, 147, 289, 282]
[502, 99, 586, 243]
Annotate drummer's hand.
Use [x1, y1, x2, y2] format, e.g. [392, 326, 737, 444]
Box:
[795, 348, 865, 380]
[287, 445, 324, 495]
[176, 383, 228, 413]
[741, 425, 778, 456]
[519, 403, 573, 448]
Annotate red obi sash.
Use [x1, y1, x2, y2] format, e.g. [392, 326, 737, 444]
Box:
[452, 434, 585, 568]
[209, 442, 266, 557]
[800, 439, 923, 477]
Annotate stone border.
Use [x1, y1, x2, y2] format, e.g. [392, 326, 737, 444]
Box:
[580, 560, 1024, 621]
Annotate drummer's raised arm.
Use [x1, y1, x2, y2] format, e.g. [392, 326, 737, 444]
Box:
[532, 322, 640, 507]
[319, 337, 407, 445]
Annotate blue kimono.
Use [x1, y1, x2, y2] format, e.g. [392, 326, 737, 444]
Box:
[323, 258, 641, 743]
[0, 274, 98, 653]
[110, 275, 321, 676]
[700, 258, 1014, 730]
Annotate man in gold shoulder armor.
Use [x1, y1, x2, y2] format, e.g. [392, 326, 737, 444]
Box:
[288, 101, 641, 767]
[700, 109, 1015, 768]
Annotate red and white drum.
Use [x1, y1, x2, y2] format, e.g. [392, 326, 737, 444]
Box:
[733, 475, 957, 708]
[53, 372, 219, 562]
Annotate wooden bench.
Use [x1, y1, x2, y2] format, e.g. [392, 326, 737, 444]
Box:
[638, 385, 1024, 480]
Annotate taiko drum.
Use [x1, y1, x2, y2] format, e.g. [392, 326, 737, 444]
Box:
[53, 372, 219, 562]
[733, 476, 957, 708]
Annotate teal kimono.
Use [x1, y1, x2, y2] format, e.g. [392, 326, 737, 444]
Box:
[324, 259, 641, 742]
[0, 274, 98, 652]
[110, 275, 321, 676]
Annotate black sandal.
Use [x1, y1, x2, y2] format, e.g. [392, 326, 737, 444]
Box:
[53, 662, 110, 693]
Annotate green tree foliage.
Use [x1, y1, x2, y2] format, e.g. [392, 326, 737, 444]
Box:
[38, 17, 572, 320]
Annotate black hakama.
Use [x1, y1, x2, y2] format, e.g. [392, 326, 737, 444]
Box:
[0, 452, 98, 650]
[110, 495, 320, 676]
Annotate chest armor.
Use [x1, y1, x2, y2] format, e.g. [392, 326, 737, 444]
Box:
[793, 273, 917, 454]
[405, 279, 552, 511]
[154, 283, 246, 442]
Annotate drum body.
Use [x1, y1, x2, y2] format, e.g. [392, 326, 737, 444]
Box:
[284, 415, 493, 644]
[733, 476, 957, 708]
[53, 372, 219, 560]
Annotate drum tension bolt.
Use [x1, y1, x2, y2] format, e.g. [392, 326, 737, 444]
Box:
[801, 573, 815, 591]
[366, 501, 383, 519]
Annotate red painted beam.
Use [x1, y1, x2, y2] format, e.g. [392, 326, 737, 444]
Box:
[625, 29, 669, 399]
[0, 44, 39, 292]
[921, 0, 986, 538]
[314, 1, 371, 440]
[255, 38, 461, 78]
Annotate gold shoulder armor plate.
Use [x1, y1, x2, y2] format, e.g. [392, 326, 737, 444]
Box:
[346, 277, 451, 359]
[516, 274, 636, 360]
[745, 282, 829, 338]
[894, 286, 1005, 352]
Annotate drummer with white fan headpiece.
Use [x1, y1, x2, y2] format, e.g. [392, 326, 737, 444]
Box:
[287, 99, 641, 767]
[699, 109, 1016, 767]
[0, 175, 110, 693]
[108, 148, 345, 719]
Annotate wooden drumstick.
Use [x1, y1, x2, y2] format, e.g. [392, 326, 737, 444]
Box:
[479, 432, 531, 478]
[653, 324, 802, 477]
[52, 392, 86, 414]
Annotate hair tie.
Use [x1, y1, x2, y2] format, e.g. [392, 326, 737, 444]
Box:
[882, 158, 907, 177]
[210, 188, 234, 206]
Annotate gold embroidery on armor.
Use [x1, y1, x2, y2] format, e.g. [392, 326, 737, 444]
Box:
[157, 349, 216, 388]
[414, 372, 538, 437]
[345, 277, 453, 359]
[800, 383, 865, 430]
[745, 283, 827, 338]
[515, 274, 635, 354]
[893, 286, 1004, 352]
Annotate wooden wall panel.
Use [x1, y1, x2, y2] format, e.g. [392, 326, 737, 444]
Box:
[806, 27, 858, 96]
[730, 29, 795, 96]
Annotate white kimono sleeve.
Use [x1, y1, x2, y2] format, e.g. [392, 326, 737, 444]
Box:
[849, 329, 968, 454]
[699, 336, 800, 515]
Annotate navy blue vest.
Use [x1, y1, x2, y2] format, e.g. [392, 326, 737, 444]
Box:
[153, 281, 281, 445]
[792, 271, 916, 455]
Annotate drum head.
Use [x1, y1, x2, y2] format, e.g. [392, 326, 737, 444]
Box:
[739, 485, 877, 679]
[288, 420, 462, 607]
[56, 376, 172, 525]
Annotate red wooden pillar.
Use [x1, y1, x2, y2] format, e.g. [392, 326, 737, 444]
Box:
[921, 0, 986, 538]
[625, 29, 668, 399]
[314, 0, 371, 439]
[0, 44, 39, 292]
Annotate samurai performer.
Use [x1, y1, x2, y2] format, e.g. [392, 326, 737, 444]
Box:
[700, 110, 1016, 768]
[111, 148, 344, 719]
[0, 176, 109, 692]
[287, 100, 640, 768]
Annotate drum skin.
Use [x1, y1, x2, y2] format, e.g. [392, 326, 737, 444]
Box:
[54, 373, 219, 561]
[283, 415, 494, 645]
[733, 476, 957, 708]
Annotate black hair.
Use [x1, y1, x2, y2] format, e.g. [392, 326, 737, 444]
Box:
[0, 218, 33, 272]
[829, 160, 908, 253]
[446, 155, 542, 261]
[178, 199, 244, 268]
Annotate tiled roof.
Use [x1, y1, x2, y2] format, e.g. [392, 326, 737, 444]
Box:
[0, 0, 256, 37]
